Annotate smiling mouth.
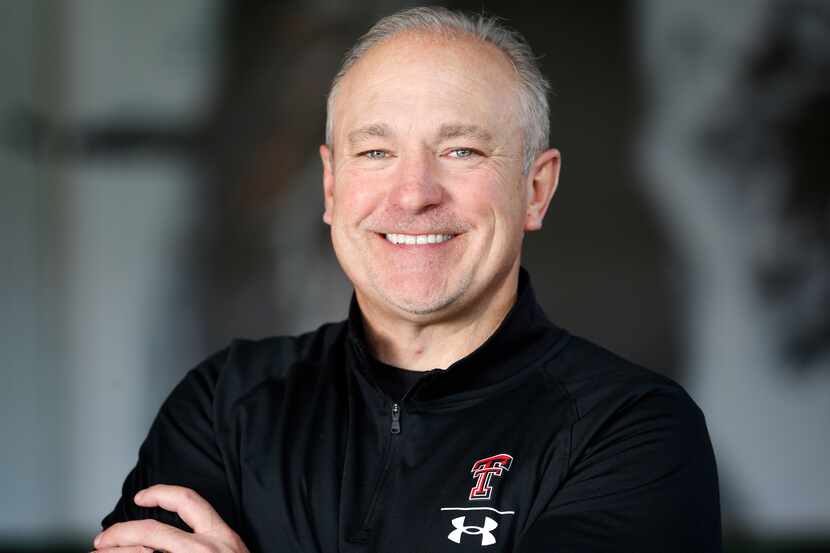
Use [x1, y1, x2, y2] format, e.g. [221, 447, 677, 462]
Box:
[384, 233, 455, 245]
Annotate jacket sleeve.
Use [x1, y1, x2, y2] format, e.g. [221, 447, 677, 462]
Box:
[101, 351, 238, 533]
[517, 388, 722, 553]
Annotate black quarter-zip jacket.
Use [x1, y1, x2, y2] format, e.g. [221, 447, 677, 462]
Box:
[103, 270, 721, 552]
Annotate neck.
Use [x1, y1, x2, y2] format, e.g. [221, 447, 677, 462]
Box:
[357, 268, 520, 371]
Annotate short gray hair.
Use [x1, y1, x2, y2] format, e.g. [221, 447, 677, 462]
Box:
[325, 6, 550, 174]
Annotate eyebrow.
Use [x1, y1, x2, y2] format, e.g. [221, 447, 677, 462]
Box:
[436, 124, 493, 143]
[345, 122, 494, 147]
[347, 123, 393, 147]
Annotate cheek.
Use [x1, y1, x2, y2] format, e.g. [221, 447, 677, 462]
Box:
[333, 173, 385, 222]
[453, 176, 524, 227]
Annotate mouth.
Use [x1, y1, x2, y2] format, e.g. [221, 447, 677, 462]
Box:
[383, 233, 456, 245]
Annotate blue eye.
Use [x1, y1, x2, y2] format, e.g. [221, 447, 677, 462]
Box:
[448, 149, 475, 159]
[363, 150, 388, 159]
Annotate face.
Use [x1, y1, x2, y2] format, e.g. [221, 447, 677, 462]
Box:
[321, 32, 558, 322]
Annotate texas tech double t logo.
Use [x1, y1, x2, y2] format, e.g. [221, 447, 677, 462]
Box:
[469, 453, 513, 500]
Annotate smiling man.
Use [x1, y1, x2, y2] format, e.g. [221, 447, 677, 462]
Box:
[320, 24, 558, 373]
[96, 7, 721, 553]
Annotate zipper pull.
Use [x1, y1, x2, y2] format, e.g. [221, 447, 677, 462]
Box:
[391, 403, 401, 435]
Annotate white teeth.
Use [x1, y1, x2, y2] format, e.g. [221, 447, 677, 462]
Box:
[384, 233, 454, 245]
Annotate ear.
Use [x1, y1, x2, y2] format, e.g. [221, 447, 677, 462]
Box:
[524, 148, 561, 231]
[320, 144, 335, 225]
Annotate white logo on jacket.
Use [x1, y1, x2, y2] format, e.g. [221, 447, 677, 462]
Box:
[448, 516, 498, 546]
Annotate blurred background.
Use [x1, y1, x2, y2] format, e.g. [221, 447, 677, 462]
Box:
[1, 0, 828, 551]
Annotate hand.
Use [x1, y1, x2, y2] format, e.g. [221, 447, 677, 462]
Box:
[92, 484, 249, 553]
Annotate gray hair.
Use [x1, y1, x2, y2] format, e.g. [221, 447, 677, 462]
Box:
[325, 6, 551, 174]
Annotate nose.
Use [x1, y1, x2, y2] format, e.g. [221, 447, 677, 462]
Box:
[389, 151, 444, 213]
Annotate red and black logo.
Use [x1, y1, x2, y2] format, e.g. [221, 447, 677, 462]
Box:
[469, 453, 513, 501]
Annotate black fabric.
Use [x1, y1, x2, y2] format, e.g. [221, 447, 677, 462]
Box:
[102, 269, 722, 552]
[366, 362, 431, 403]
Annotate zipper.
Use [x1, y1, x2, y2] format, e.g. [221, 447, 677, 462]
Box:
[350, 401, 403, 542]
[390, 402, 401, 434]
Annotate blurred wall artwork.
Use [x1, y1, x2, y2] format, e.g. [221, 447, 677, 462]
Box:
[640, 0, 830, 539]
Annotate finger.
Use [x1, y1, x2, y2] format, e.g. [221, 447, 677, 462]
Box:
[134, 484, 228, 536]
[95, 519, 190, 552]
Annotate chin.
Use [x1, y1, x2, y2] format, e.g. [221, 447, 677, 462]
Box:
[389, 294, 456, 316]
[377, 276, 470, 317]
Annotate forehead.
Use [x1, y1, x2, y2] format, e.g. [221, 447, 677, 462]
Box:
[333, 31, 522, 142]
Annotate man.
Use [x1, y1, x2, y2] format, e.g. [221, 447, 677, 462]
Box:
[95, 7, 721, 552]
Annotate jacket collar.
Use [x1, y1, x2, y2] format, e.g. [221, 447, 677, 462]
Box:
[346, 268, 567, 404]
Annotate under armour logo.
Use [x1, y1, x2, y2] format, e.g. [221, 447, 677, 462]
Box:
[448, 516, 498, 546]
[469, 453, 513, 500]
